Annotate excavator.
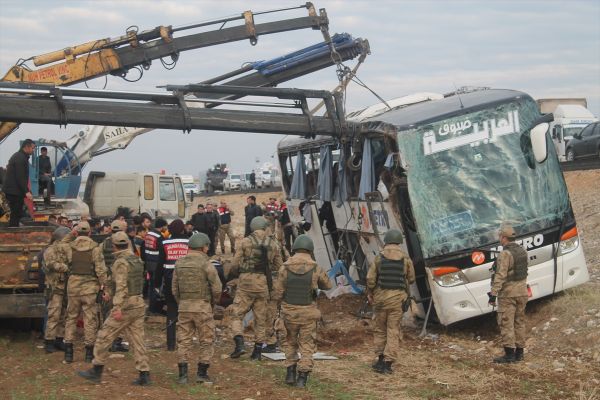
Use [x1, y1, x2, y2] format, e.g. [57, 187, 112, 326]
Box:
[0, 2, 333, 143]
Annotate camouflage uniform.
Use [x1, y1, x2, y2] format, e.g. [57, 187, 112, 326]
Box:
[273, 252, 332, 373]
[491, 242, 528, 350]
[43, 242, 69, 341]
[366, 244, 415, 365]
[172, 250, 222, 367]
[63, 234, 108, 347]
[229, 229, 283, 345]
[92, 248, 149, 372]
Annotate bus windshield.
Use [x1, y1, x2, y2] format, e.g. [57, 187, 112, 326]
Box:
[397, 98, 569, 258]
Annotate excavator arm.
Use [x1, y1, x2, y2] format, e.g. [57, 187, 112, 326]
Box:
[0, 2, 331, 142]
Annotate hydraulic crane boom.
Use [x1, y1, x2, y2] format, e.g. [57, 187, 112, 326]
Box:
[63, 33, 369, 172]
[0, 2, 331, 142]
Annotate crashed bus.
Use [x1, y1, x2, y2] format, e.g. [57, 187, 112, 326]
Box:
[277, 88, 590, 325]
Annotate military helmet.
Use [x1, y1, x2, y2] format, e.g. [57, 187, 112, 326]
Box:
[383, 229, 403, 245]
[292, 234, 314, 252]
[112, 231, 130, 246]
[77, 221, 91, 234]
[110, 219, 127, 232]
[52, 226, 71, 242]
[250, 216, 268, 232]
[189, 232, 211, 249]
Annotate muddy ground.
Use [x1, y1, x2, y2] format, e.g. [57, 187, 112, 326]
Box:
[1, 171, 599, 399]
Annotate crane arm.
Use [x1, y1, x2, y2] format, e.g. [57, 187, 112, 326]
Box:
[0, 2, 330, 142]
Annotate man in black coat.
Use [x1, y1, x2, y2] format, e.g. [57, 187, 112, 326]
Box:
[3, 139, 35, 226]
[244, 195, 263, 237]
[38, 146, 53, 205]
[190, 204, 219, 256]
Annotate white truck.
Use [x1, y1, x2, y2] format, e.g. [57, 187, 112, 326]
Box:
[536, 98, 598, 162]
[83, 172, 188, 221]
[180, 174, 200, 198]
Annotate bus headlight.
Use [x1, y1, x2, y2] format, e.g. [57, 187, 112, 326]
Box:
[431, 267, 469, 287]
[559, 236, 579, 255]
[559, 227, 580, 255]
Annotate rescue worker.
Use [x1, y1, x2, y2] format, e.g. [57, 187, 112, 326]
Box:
[229, 216, 283, 361]
[173, 232, 222, 384]
[366, 229, 415, 374]
[273, 235, 332, 388]
[488, 223, 529, 363]
[62, 221, 109, 364]
[42, 226, 71, 353]
[217, 200, 236, 254]
[141, 218, 167, 314]
[157, 219, 189, 351]
[78, 232, 151, 386]
[102, 219, 129, 353]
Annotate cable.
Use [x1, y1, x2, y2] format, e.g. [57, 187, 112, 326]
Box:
[121, 66, 144, 82]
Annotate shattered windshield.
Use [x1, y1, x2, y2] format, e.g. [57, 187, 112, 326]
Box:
[397, 98, 569, 258]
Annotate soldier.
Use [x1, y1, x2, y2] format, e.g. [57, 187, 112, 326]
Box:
[488, 223, 529, 363]
[172, 232, 222, 384]
[102, 219, 129, 353]
[156, 219, 189, 351]
[217, 200, 236, 254]
[272, 235, 331, 388]
[78, 232, 151, 386]
[62, 221, 109, 364]
[229, 216, 283, 361]
[366, 229, 415, 374]
[42, 226, 71, 353]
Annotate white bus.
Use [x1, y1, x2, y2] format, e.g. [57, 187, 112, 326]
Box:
[277, 89, 589, 325]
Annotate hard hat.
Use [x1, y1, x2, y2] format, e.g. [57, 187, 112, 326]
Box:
[383, 229, 403, 245]
[250, 216, 268, 232]
[77, 221, 91, 234]
[499, 223, 516, 239]
[292, 234, 314, 252]
[189, 232, 211, 249]
[112, 231, 130, 246]
[52, 226, 71, 242]
[110, 220, 127, 232]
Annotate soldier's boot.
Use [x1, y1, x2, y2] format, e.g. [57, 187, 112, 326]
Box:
[250, 343, 262, 361]
[44, 339, 57, 353]
[493, 347, 516, 364]
[84, 345, 94, 363]
[230, 335, 246, 359]
[285, 364, 297, 385]
[196, 363, 212, 383]
[78, 364, 103, 383]
[54, 337, 66, 352]
[177, 363, 188, 384]
[110, 337, 129, 353]
[515, 347, 524, 362]
[384, 361, 393, 374]
[372, 354, 385, 373]
[132, 371, 151, 386]
[221, 247, 226, 254]
[263, 343, 278, 353]
[296, 371, 309, 388]
[64, 343, 74, 363]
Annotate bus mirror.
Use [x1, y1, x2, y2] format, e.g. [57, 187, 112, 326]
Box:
[530, 122, 549, 163]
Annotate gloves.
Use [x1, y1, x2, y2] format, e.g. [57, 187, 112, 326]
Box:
[487, 292, 497, 306]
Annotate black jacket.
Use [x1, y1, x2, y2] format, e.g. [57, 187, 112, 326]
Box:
[3, 150, 30, 196]
[244, 203, 263, 235]
[39, 155, 52, 176]
[191, 212, 219, 235]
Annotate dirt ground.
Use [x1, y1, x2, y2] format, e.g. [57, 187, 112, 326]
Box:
[1, 171, 599, 400]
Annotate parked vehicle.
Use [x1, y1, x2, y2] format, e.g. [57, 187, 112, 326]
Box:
[223, 173, 242, 191]
[565, 122, 600, 161]
[83, 172, 188, 221]
[257, 169, 272, 188]
[205, 163, 228, 193]
[240, 173, 252, 190]
[180, 174, 200, 198]
[547, 105, 597, 162]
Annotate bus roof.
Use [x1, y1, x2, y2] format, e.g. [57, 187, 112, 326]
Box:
[277, 134, 335, 153]
[369, 88, 529, 130]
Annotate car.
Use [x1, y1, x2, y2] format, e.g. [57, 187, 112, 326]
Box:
[223, 173, 242, 191]
[565, 122, 600, 161]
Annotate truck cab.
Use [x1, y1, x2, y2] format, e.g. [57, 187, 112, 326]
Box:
[549, 105, 598, 161]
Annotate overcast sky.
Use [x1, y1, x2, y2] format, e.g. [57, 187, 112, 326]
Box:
[1, 0, 599, 178]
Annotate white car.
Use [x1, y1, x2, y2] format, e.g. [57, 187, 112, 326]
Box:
[258, 170, 272, 188]
[223, 173, 242, 191]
